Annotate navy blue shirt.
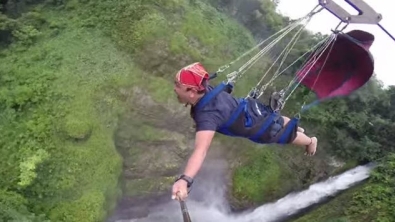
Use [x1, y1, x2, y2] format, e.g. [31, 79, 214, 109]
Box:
[191, 85, 273, 132]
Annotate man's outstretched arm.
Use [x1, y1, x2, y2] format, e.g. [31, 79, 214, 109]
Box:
[183, 130, 216, 179]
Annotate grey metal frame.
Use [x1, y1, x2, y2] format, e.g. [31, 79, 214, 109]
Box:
[318, 0, 382, 24]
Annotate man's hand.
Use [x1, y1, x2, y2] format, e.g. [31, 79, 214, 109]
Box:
[172, 179, 188, 201]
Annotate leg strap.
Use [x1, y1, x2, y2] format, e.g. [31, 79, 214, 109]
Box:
[218, 99, 249, 136]
[276, 117, 300, 144]
[249, 112, 277, 142]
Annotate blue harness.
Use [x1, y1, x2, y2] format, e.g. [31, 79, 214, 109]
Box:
[194, 81, 299, 144]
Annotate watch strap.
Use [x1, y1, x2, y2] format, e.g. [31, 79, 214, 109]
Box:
[175, 174, 194, 188]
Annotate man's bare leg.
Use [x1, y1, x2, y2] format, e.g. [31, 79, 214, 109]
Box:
[292, 133, 318, 156]
[292, 132, 316, 146]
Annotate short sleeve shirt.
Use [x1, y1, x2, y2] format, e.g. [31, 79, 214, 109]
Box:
[190, 85, 240, 132]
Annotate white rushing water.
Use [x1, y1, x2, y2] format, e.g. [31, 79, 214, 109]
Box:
[117, 161, 373, 222]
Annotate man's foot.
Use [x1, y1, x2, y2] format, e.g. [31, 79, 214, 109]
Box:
[305, 137, 317, 156]
[297, 127, 305, 133]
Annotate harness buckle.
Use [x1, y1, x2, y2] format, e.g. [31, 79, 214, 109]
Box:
[248, 87, 260, 99]
[269, 89, 286, 112]
[217, 64, 230, 73]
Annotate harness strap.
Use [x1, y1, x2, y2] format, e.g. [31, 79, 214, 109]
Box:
[209, 72, 218, 80]
[249, 112, 277, 143]
[271, 117, 291, 143]
[195, 82, 229, 111]
[218, 99, 249, 136]
[278, 116, 299, 144]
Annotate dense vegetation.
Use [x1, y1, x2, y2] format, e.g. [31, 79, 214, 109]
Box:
[1, 0, 394, 221]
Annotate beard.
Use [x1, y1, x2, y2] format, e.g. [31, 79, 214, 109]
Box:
[176, 95, 186, 104]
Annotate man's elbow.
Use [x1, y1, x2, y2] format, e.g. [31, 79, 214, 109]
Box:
[194, 146, 208, 158]
[193, 130, 215, 157]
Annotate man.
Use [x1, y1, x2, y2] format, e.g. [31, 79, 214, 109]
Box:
[171, 62, 318, 201]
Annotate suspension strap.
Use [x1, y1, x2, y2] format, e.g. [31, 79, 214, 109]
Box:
[228, 16, 311, 83]
[211, 4, 324, 84]
[195, 82, 230, 111]
[378, 23, 395, 42]
[215, 16, 307, 75]
[217, 99, 252, 136]
[249, 32, 336, 114]
[256, 33, 336, 100]
[208, 72, 218, 80]
[280, 33, 338, 108]
[269, 90, 286, 112]
[253, 14, 316, 95]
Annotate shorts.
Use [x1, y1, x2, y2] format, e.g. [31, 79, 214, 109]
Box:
[255, 101, 298, 144]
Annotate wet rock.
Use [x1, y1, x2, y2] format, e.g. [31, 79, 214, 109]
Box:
[122, 140, 187, 179]
[123, 176, 175, 197]
[111, 86, 195, 219]
[134, 38, 193, 78]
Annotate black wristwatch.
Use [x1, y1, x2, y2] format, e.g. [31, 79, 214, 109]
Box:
[175, 174, 194, 188]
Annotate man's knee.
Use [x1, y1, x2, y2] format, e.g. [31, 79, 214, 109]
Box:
[282, 116, 290, 125]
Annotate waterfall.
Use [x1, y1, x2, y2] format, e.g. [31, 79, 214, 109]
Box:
[114, 160, 373, 222]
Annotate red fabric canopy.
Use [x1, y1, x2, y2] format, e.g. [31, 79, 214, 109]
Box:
[296, 29, 375, 100]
